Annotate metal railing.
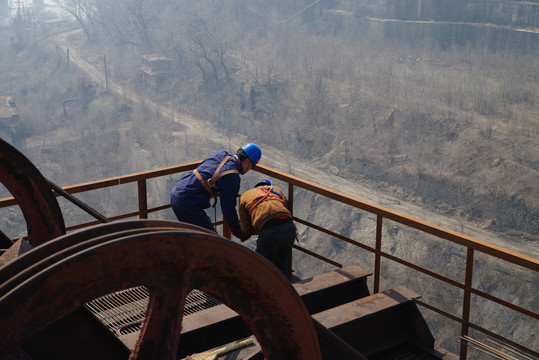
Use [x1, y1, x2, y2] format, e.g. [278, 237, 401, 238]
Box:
[1, 162, 537, 359]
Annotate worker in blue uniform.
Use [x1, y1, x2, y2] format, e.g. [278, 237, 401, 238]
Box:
[170, 143, 261, 241]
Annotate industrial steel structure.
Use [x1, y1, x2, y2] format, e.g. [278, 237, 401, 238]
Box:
[0, 139, 537, 359]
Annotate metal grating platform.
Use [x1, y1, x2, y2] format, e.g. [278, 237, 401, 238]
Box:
[85, 286, 221, 336]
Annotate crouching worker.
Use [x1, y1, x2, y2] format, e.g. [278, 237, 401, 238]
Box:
[238, 180, 296, 275]
[170, 143, 261, 242]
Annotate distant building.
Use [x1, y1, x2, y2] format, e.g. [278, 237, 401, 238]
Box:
[0, 95, 20, 143]
[141, 54, 174, 88]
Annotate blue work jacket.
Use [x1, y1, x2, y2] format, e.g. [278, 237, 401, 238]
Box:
[171, 150, 242, 231]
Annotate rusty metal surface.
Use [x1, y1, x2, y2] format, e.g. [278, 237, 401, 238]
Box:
[0, 138, 65, 248]
[0, 220, 210, 287]
[0, 220, 321, 360]
[0, 239, 32, 269]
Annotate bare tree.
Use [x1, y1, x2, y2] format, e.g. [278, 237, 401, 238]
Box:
[187, 16, 231, 87]
[93, 1, 131, 43]
[128, 0, 156, 53]
[60, 0, 96, 41]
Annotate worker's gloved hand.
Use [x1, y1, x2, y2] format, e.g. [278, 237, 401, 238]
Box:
[232, 229, 250, 242]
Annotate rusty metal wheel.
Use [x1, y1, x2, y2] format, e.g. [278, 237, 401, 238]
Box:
[0, 138, 65, 247]
[0, 220, 321, 360]
[0, 220, 211, 289]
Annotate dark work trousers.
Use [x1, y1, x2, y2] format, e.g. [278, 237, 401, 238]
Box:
[256, 218, 296, 275]
[171, 206, 216, 232]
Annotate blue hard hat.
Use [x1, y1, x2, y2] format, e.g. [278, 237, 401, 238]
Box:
[255, 180, 273, 188]
[241, 143, 261, 165]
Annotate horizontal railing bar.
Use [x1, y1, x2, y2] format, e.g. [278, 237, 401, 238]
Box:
[60, 162, 200, 195]
[254, 165, 538, 272]
[296, 214, 536, 320]
[292, 244, 343, 268]
[293, 217, 376, 253]
[380, 250, 464, 289]
[469, 287, 538, 320]
[65, 212, 141, 232]
[414, 299, 539, 358]
[293, 215, 464, 289]
[0, 197, 16, 207]
[1, 161, 538, 271]
[148, 204, 171, 213]
[0, 163, 199, 208]
[64, 205, 172, 232]
[2, 162, 534, 277]
[414, 298, 464, 323]
[66, 220, 103, 232]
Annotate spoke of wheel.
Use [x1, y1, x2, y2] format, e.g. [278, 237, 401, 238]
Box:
[131, 269, 193, 360]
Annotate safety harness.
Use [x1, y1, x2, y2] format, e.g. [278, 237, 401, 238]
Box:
[194, 155, 239, 201]
[250, 185, 297, 242]
[249, 185, 286, 215]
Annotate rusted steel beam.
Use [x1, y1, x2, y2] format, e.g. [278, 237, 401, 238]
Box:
[47, 178, 110, 223]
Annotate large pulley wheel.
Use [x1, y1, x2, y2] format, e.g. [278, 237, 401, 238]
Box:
[0, 220, 210, 288]
[0, 220, 322, 360]
[0, 138, 65, 247]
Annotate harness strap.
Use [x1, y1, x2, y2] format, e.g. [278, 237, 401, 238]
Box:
[249, 185, 286, 215]
[194, 169, 214, 195]
[207, 156, 235, 187]
[194, 155, 239, 204]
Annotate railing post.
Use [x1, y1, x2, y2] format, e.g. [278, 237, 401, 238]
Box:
[223, 220, 232, 239]
[460, 247, 474, 359]
[137, 180, 148, 219]
[374, 215, 383, 294]
[287, 183, 295, 281]
[287, 183, 294, 215]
